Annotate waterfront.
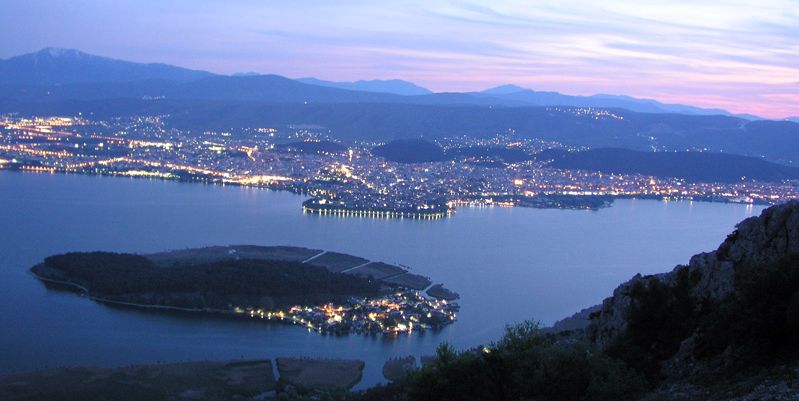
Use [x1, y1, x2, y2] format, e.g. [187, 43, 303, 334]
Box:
[0, 171, 763, 388]
[3, 115, 797, 217]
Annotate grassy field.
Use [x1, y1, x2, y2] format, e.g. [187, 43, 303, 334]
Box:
[306, 252, 370, 272]
[0, 360, 275, 401]
[347, 262, 406, 280]
[276, 358, 365, 390]
[147, 245, 323, 266]
[383, 273, 432, 290]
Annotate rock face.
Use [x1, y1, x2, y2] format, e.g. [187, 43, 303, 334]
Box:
[587, 201, 799, 348]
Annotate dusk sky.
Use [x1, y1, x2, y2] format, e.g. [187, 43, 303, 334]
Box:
[1, 0, 797, 118]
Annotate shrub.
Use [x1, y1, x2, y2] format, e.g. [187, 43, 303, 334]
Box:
[404, 321, 645, 401]
[695, 254, 799, 366]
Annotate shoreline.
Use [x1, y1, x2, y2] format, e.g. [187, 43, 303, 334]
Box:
[30, 257, 459, 336]
[0, 168, 772, 220]
[31, 271, 239, 316]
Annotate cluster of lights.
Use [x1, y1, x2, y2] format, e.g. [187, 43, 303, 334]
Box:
[233, 291, 459, 336]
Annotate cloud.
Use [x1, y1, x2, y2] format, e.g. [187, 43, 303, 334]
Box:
[0, 0, 796, 117]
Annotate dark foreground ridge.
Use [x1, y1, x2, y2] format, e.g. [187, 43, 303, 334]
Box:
[31, 245, 459, 336]
[353, 201, 799, 401]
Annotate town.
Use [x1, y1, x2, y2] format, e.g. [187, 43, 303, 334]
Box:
[237, 290, 459, 335]
[2, 114, 797, 218]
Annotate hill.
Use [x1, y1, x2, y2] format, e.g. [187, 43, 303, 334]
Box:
[478, 84, 758, 119]
[0, 48, 213, 84]
[372, 139, 447, 163]
[297, 77, 432, 95]
[540, 148, 799, 183]
[584, 201, 799, 398]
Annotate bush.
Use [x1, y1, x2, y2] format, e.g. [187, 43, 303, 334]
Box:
[607, 268, 700, 381]
[694, 254, 799, 366]
[404, 321, 645, 401]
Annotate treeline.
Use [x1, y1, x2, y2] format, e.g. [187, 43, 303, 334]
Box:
[38, 252, 380, 309]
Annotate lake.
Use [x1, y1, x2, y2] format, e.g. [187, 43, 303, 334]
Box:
[0, 171, 763, 387]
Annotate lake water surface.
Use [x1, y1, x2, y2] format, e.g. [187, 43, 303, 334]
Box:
[0, 171, 763, 387]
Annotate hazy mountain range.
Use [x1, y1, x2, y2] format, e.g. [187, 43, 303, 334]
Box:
[0, 48, 213, 85]
[296, 77, 432, 96]
[1, 48, 798, 164]
[0, 48, 767, 119]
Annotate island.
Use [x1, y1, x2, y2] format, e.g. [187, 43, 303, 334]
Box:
[30, 245, 459, 335]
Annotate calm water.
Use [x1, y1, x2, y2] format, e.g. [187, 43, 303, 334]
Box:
[0, 171, 763, 387]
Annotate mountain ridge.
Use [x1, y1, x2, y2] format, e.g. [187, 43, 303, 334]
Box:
[296, 77, 432, 95]
[0, 48, 770, 119]
[0, 48, 214, 84]
[478, 84, 760, 119]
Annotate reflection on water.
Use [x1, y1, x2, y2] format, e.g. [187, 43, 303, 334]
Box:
[0, 171, 762, 387]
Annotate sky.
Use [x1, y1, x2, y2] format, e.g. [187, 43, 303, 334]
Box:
[0, 0, 797, 118]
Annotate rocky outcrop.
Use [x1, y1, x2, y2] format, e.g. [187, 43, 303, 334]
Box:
[586, 201, 799, 349]
[547, 304, 601, 333]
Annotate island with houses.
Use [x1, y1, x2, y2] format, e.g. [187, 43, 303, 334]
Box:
[30, 245, 459, 336]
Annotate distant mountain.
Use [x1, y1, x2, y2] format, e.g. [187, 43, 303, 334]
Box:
[2, 48, 797, 163]
[372, 139, 446, 163]
[173, 75, 407, 103]
[0, 48, 769, 119]
[479, 84, 529, 95]
[0, 48, 214, 85]
[0, 68, 488, 105]
[297, 77, 432, 96]
[540, 148, 799, 183]
[478, 84, 759, 119]
[0, 73, 407, 103]
[788, 117, 799, 123]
